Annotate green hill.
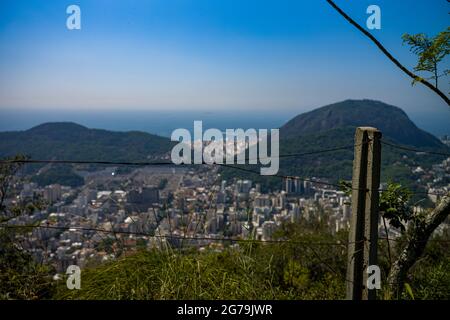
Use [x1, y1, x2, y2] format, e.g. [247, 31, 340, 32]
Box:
[280, 99, 444, 148]
[222, 100, 449, 190]
[0, 122, 175, 186]
[0, 100, 447, 189]
[0, 122, 173, 162]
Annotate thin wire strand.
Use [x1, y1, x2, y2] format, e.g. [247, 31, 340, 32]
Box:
[381, 140, 450, 157]
[0, 144, 358, 165]
[2, 224, 449, 244]
[0, 224, 353, 246]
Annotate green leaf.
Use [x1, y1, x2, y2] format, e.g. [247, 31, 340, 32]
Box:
[404, 283, 415, 300]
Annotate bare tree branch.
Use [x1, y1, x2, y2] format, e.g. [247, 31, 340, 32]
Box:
[326, 0, 450, 106]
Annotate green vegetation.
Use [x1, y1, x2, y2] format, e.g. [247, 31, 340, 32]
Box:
[0, 228, 55, 300]
[0, 122, 176, 186]
[280, 99, 446, 149]
[0, 122, 174, 163]
[0, 204, 448, 300]
[1, 101, 448, 189]
[50, 220, 449, 300]
[406, 252, 450, 299]
[1, 98, 449, 300]
[55, 222, 349, 300]
[402, 27, 449, 89]
[31, 165, 84, 188]
[0, 156, 55, 299]
[221, 100, 449, 192]
[220, 126, 445, 194]
[376, 232, 450, 300]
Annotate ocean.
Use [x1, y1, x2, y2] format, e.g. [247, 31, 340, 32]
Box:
[0, 108, 448, 138]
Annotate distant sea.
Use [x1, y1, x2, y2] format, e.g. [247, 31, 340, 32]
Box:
[0, 108, 448, 138]
[0, 109, 296, 137]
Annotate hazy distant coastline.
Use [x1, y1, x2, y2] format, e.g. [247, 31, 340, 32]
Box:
[1, 108, 449, 137]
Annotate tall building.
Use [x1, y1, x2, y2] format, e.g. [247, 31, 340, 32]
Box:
[276, 192, 287, 209]
[235, 180, 252, 194]
[284, 178, 304, 195]
[127, 186, 160, 211]
[43, 184, 62, 203]
[254, 195, 271, 208]
[290, 203, 301, 223]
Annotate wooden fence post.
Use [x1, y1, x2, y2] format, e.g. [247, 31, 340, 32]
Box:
[346, 127, 382, 300]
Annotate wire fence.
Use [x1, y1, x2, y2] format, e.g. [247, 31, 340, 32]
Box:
[2, 224, 450, 245]
[381, 140, 450, 157]
[1, 138, 449, 246]
[1, 139, 448, 195]
[1, 138, 449, 289]
[2, 222, 448, 287]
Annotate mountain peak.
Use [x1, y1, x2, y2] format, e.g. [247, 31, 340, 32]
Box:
[280, 99, 442, 148]
[0, 121, 172, 161]
[27, 122, 89, 133]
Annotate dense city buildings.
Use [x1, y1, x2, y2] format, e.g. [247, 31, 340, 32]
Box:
[6, 147, 450, 276]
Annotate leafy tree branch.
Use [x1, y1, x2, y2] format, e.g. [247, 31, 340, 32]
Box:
[326, 0, 450, 106]
[402, 28, 450, 89]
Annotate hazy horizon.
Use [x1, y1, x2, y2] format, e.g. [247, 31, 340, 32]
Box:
[1, 101, 449, 138]
[1, 0, 449, 118]
[1, 1, 450, 304]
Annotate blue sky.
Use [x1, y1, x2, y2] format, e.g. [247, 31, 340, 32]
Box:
[0, 0, 449, 119]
